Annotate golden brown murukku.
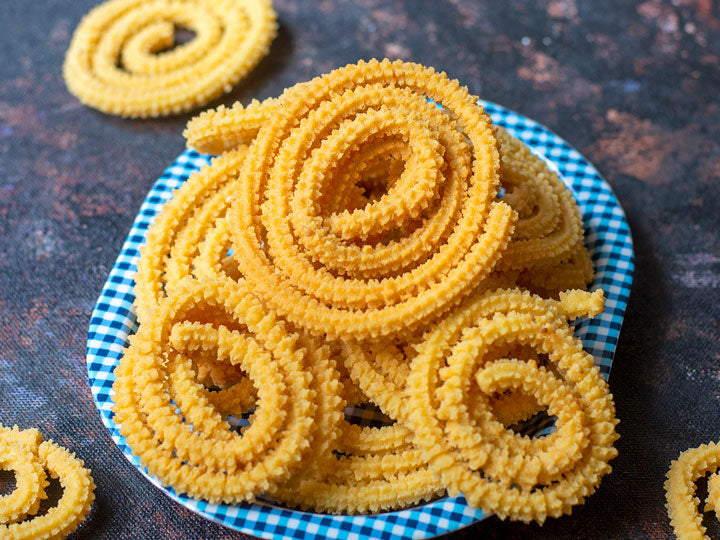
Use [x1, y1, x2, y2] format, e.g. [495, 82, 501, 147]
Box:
[0, 425, 95, 540]
[225, 59, 516, 339]
[116, 59, 618, 518]
[404, 288, 617, 523]
[64, 0, 277, 117]
[665, 441, 720, 539]
[495, 127, 585, 273]
[706, 473, 720, 520]
[269, 394, 443, 514]
[184, 97, 278, 155]
[518, 239, 594, 297]
[113, 278, 319, 503]
[135, 148, 248, 323]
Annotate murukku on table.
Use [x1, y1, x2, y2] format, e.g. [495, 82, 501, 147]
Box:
[0, 424, 95, 540]
[64, 0, 277, 117]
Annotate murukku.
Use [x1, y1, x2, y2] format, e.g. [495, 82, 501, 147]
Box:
[665, 441, 720, 539]
[63, 0, 277, 117]
[495, 127, 585, 273]
[269, 395, 444, 514]
[113, 278, 318, 503]
[135, 147, 247, 324]
[0, 425, 95, 540]
[225, 59, 516, 339]
[184, 97, 278, 155]
[117, 59, 619, 518]
[518, 239, 594, 297]
[404, 288, 617, 523]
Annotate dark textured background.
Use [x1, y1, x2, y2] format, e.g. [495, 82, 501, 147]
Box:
[1, 0, 719, 538]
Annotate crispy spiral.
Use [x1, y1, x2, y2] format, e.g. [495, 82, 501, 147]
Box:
[113, 279, 320, 503]
[665, 442, 720, 540]
[117, 59, 615, 517]
[63, 0, 277, 117]
[270, 391, 443, 514]
[404, 288, 617, 524]
[495, 126, 585, 272]
[0, 425, 95, 540]
[222, 59, 516, 339]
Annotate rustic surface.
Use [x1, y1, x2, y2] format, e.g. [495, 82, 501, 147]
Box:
[1, 0, 719, 538]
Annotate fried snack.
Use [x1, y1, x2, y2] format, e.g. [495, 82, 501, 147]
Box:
[495, 127, 586, 273]
[403, 288, 617, 524]
[220, 59, 516, 339]
[665, 441, 720, 539]
[115, 59, 617, 517]
[0, 425, 95, 540]
[135, 148, 247, 323]
[63, 0, 277, 117]
[270, 395, 444, 514]
[113, 278, 329, 503]
[706, 473, 720, 518]
[184, 97, 278, 154]
[518, 240, 594, 298]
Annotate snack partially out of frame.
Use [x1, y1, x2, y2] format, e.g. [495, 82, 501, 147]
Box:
[665, 441, 720, 539]
[0, 424, 95, 540]
[112, 59, 615, 520]
[63, 0, 277, 117]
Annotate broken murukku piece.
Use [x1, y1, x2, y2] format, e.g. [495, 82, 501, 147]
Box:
[64, 0, 277, 117]
[665, 441, 720, 540]
[0, 425, 95, 540]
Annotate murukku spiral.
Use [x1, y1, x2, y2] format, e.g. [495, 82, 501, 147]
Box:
[269, 387, 444, 514]
[135, 147, 247, 324]
[403, 288, 617, 523]
[495, 126, 587, 274]
[665, 441, 720, 539]
[113, 278, 319, 503]
[221, 59, 516, 339]
[64, 0, 277, 117]
[0, 425, 95, 540]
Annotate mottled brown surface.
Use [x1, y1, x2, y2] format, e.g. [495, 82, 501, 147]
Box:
[1, 0, 719, 538]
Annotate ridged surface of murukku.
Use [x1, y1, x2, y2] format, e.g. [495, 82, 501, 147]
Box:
[665, 441, 720, 540]
[405, 288, 617, 524]
[495, 127, 586, 273]
[135, 147, 247, 324]
[226, 59, 516, 339]
[0, 425, 95, 540]
[64, 0, 277, 117]
[113, 278, 320, 503]
[116, 59, 618, 518]
[269, 394, 444, 514]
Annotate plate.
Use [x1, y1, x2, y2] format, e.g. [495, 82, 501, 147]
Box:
[86, 100, 634, 540]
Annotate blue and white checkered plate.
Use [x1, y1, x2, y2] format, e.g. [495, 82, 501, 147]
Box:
[86, 100, 634, 540]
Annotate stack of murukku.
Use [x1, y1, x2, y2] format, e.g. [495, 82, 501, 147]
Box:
[113, 59, 618, 522]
